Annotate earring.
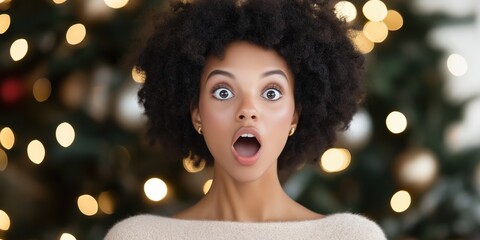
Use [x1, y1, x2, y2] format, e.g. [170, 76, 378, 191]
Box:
[289, 127, 295, 136]
[197, 127, 203, 135]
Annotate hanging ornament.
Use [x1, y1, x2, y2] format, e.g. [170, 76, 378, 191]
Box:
[337, 108, 373, 150]
[1, 77, 25, 105]
[394, 147, 439, 193]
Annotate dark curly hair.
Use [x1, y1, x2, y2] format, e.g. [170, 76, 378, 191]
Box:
[137, 0, 364, 170]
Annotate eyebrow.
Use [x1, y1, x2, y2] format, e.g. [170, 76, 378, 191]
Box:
[206, 69, 289, 82]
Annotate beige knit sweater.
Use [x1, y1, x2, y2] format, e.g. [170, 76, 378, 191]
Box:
[105, 213, 386, 239]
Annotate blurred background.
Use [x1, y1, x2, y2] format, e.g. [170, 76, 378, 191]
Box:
[1, 0, 479, 239]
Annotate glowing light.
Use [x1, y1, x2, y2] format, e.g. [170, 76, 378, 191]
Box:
[363, 21, 388, 43]
[334, 1, 357, 22]
[362, 0, 387, 22]
[390, 190, 411, 213]
[144, 178, 168, 201]
[0, 209, 10, 231]
[66, 23, 86, 45]
[131, 66, 145, 83]
[384, 10, 403, 31]
[0, 127, 14, 150]
[0, 149, 7, 171]
[10, 38, 28, 61]
[386, 111, 407, 134]
[183, 155, 206, 173]
[320, 148, 351, 173]
[447, 53, 468, 77]
[52, 0, 67, 4]
[56, 122, 75, 147]
[27, 140, 45, 164]
[0, 14, 10, 34]
[349, 30, 374, 54]
[33, 78, 52, 102]
[77, 194, 98, 216]
[104, 0, 129, 9]
[203, 179, 213, 194]
[98, 191, 114, 214]
[60, 233, 76, 240]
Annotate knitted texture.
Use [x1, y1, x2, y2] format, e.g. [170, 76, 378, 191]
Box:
[105, 213, 386, 240]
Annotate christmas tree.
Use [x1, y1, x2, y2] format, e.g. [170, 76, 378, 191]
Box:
[1, 0, 479, 239]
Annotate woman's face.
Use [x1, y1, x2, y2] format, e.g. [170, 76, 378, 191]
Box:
[192, 41, 298, 183]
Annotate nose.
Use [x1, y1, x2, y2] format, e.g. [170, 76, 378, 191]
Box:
[236, 96, 258, 121]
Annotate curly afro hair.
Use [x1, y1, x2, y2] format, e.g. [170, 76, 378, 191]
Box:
[137, 0, 364, 170]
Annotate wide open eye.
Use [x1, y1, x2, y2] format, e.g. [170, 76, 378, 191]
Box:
[261, 88, 282, 101]
[213, 87, 234, 100]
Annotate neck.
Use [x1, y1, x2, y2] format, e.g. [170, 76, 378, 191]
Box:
[199, 164, 295, 222]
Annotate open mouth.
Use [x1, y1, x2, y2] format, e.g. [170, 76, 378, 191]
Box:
[233, 133, 261, 158]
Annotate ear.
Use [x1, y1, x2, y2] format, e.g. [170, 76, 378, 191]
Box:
[190, 104, 202, 131]
[291, 104, 301, 128]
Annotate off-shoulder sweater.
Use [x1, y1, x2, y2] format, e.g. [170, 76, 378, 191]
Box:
[105, 213, 386, 239]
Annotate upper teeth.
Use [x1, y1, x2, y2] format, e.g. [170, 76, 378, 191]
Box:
[241, 133, 255, 138]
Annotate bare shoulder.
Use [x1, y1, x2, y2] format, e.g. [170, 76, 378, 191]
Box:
[317, 213, 387, 240]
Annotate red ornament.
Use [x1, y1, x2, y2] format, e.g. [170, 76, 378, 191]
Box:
[1, 78, 25, 105]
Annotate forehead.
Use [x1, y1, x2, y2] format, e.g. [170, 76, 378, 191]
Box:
[201, 41, 293, 79]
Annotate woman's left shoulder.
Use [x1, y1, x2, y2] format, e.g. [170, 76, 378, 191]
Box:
[315, 212, 387, 240]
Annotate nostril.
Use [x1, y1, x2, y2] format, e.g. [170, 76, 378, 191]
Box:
[251, 115, 256, 120]
[239, 115, 245, 120]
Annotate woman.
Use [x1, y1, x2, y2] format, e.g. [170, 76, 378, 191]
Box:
[106, 0, 386, 239]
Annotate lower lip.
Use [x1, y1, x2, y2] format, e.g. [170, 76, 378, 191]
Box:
[232, 147, 261, 166]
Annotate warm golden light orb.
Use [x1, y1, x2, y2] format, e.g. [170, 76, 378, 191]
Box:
[390, 190, 411, 213]
[320, 148, 352, 173]
[0, 209, 10, 231]
[33, 78, 52, 102]
[447, 53, 468, 77]
[56, 122, 75, 147]
[144, 178, 168, 201]
[27, 140, 45, 164]
[384, 10, 403, 31]
[363, 21, 389, 43]
[334, 1, 357, 22]
[10, 38, 28, 61]
[77, 194, 98, 216]
[104, 0, 129, 9]
[0, 127, 14, 150]
[203, 179, 213, 194]
[386, 111, 407, 134]
[362, 0, 388, 22]
[0, 14, 10, 34]
[66, 23, 86, 45]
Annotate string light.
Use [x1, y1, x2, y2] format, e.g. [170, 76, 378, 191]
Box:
[349, 30, 374, 54]
[131, 66, 145, 83]
[390, 190, 411, 213]
[0, 209, 10, 231]
[0, 149, 7, 171]
[320, 148, 351, 173]
[104, 0, 129, 9]
[384, 10, 403, 31]
[447, 53, 468, 77]
[0, 127, 14, 150]
[33, 78, 52, 102]
[59, 233, 76, 240]
[362, 0, 387, 22]
[334, 1, 357, 22]
[0, 14, 10, 34]
[56, 122, 75, 147]
[10, 38, 28, 61]
[66, 23, 86, 45]
[52, 0, 67, 4]
[144, 178, 168, 201]
[27, 140, 45, 164]
[386, 111, 407, 134]
[77, 194, 98, 216]
[98, 191, 115, 214]
[203, 179, 213, 194]
[363, 21, 389, 43]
